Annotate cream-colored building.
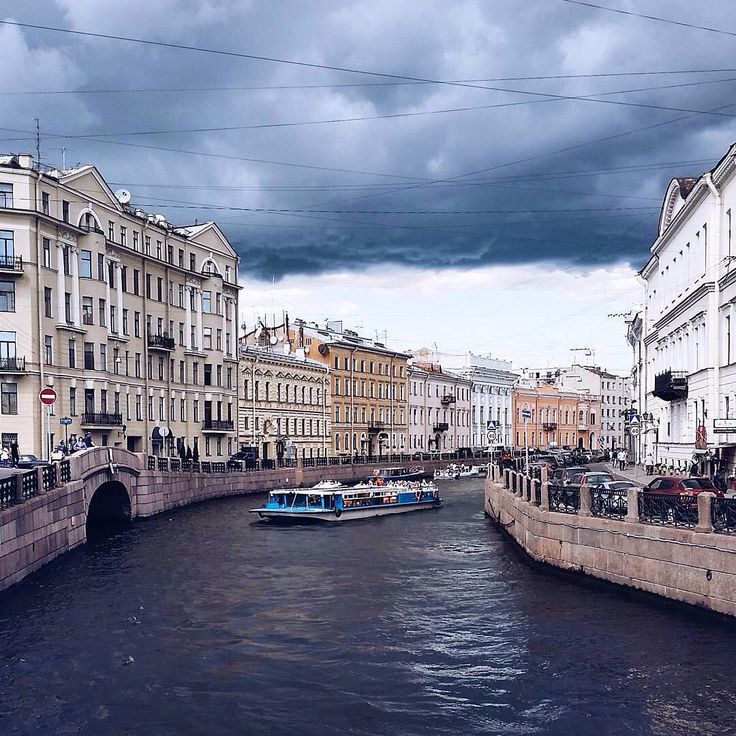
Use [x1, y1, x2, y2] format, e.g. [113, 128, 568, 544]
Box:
[0, 153, 240, 459]
[408, 362, 472, 451]
[238, 343, 330, 462]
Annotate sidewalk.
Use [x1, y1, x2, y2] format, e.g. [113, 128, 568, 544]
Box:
[603, 462, 650, 485]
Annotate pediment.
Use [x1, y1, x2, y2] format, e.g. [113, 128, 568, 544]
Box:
[59, 167, 122, 210]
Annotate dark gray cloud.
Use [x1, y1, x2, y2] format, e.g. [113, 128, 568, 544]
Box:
[2, 0, 736, 279]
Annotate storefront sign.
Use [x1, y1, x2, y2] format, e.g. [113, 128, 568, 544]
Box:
[713, 419, 736, 434]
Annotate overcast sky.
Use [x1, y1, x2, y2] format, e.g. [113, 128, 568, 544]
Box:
[3, 1, 736, 373]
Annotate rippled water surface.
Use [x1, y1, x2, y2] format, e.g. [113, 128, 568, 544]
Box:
[2, 479, 736, 735]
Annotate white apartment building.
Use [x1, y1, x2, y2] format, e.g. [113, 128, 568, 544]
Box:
[637, 143, 736, 474]
[413, 349, 516, 448]
[408, 362, 472, 451]
[0, 154, 240, 460]
[238, 343, 330, 461]
[525, 365, 632, 451]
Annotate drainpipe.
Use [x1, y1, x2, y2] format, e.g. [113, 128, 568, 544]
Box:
[706, 172, 722, 460]
[34, 168, 47, 458]
[322, 363, 328, 457]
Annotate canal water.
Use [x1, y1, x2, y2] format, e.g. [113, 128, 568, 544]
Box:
[2, 479, 736, 736]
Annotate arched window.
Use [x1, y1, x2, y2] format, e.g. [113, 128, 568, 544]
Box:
[335, 434, 340, 450]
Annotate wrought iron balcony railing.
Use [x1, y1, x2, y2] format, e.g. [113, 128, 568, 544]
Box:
[202, 419, 234, 431]
[367, 421, 385, 434]
[0, 255, 23, 271]
[433, 422, 449, 432]
[542, 422, 557, 431]
[147, 333, 175, 350]
[653, 369, 688, 402]
[0, 356, 25, 371]
[81, 412, 123, 426]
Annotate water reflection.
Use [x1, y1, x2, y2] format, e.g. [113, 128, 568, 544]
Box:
[1, 479, 736, 735]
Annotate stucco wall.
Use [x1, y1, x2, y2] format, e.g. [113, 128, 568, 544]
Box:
[485, 474, 736, 617]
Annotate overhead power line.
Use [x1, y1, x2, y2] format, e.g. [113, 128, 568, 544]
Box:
[560, 0, 736, 39]
[5, 67, 736, 96]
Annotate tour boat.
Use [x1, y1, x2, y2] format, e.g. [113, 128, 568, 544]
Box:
[367, 466, 427, 482]
[250, 480, 442, 522]
[434, 463, 483, 480]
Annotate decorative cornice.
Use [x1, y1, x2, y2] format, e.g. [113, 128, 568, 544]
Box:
[652, 281, 714, 332]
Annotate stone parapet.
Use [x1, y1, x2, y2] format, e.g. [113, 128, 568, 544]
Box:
[485, 476, 736, 618]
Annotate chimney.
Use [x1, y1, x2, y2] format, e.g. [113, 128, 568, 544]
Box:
[17, 153, 33, 169]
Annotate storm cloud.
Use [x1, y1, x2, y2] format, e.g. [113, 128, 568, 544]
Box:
[3, 0, 736, 280]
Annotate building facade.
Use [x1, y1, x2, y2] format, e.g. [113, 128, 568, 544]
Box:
[288, 320, 409, 457]
[636, 143, 736, 475]
[0, 154, 240, 459]
[238, 343, 330, 461]
[512, 380, 600, 451]
[407, 361, 472, 451]
[413, 349, 516, 448]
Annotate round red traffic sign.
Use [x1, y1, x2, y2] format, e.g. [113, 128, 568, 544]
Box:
[39, 388, 57, 405]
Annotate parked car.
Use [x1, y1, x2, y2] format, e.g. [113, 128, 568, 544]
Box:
[550, 466, 590, 485]
[16, 454, 49, 469]
[567, 471, 615, 487]
[643, 476, 723, 497]
[596, 480, 640, 492]
[532, 454, 559, 470]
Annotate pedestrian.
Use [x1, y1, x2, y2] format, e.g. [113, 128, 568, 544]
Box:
[51, 445, 64, 462]
[9, 440, 19, 467]
[714, 469, 727, 494]
[621, 449, 628, 471]
[74, 436, 86, 452]
[83, 431, 93, 448]
[644, 451, 655, 476]
[689, 458, 699, 477]
[0, 445, 9, 466]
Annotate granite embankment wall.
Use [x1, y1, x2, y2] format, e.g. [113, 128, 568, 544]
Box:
[1, 448, 457, 592]
[485, 466, 736, 617]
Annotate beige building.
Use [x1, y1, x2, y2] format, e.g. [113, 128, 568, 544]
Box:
[288, 320, 410, 457]
[408, 362, 472, 451]
[238, 342, 330, 462]
[0, 153, 240, 460]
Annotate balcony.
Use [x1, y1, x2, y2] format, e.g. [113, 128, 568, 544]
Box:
[542, 422, 557, 431]
[578, 424, 589, 432]
[202, 419, 234, 432]
[440, 394, 456, 405]
[0, 255, 23, 274]
[0, 356, 25, 373]
[653, 369, 688, 402]
[433, 422, 449, 432]
[368, 421, 385, 434]
[147, 333, 175, 351]
[81, 412, 123, 427]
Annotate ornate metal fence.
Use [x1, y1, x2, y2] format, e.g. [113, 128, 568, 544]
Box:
[548, 484, 580, 514]
[21, 471, 38, 501]
[639, 492, 698, 528]
[42, 464, 57, 491]
[0, 476, 14, 509]
[712, 497, 736, 534]
[590, 487, 628, 518]
[59, 460, 71, 483]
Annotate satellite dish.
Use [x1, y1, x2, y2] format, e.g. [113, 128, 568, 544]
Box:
[269, 336, 278, 346]
[114, 189, 131, 204]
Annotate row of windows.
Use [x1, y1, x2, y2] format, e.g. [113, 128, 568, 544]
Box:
[515, 407, 597, 425]
[242, 416, 323, 437]
[242, 380, 323, 404]
[334, 433, 406, 452]
[49, 387, 232, 425]
[332, 405, 405, 424]
[332, 355, 405, 377]
[409, 434, 469, 450]
[409, 382, 470, 400]
[333, 376, 405, 400]
[410, 408, 469, 427]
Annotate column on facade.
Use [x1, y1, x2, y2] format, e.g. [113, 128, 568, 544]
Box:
[104, 257, 112, 331]
[114, 261, 124, 335]
[55, 242, 65, 322]
[184, 285, 192, 349]
[221, 297, 228, 356]
[194, 287, 203, 350]
[70, 246, 81, 327]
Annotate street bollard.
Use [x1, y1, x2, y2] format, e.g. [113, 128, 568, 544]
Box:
[579, 481, 591, 517]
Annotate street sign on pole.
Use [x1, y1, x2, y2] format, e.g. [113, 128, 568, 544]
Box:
[59, 416, 72, 426]
[39, 388, 57, 405]
[486, 430, 497, 444]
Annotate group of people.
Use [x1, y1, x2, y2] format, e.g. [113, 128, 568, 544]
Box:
[0, 440, 19, 467]
[50, 432, 94, 461]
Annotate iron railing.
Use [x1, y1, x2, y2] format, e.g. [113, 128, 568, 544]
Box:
[202, 419, 234, 431]
[81, 412, 123, 426]
[548, 483, 580, 514]
[59, 460, 71, 483]
[639, 492, 698, 528]
[21, 471, 38, 501]
[0, 476, 14, 509]
[147, 333, 175, 350]
[0, 254, 23, 271]
[0, 356, 25, 371]
[712, 497, 736, 534]
[42, 464, 57, 491]
[590, 487, 628, 518]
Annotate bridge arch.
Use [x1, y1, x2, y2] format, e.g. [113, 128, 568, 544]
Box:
[86, 479, 132, 542]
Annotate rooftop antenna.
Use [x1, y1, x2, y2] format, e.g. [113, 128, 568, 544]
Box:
[34, 118, 40, 168]
[61, 147, 66, 170]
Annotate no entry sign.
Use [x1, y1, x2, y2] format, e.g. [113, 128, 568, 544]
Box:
[39, 388, 57, 405]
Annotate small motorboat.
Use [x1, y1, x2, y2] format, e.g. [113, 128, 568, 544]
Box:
[434, 463, 483, 480]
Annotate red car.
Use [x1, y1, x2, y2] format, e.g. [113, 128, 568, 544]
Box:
[643, 476, 724, 497]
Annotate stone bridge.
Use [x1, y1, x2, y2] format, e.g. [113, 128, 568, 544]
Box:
[0, 448, 477, 592]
